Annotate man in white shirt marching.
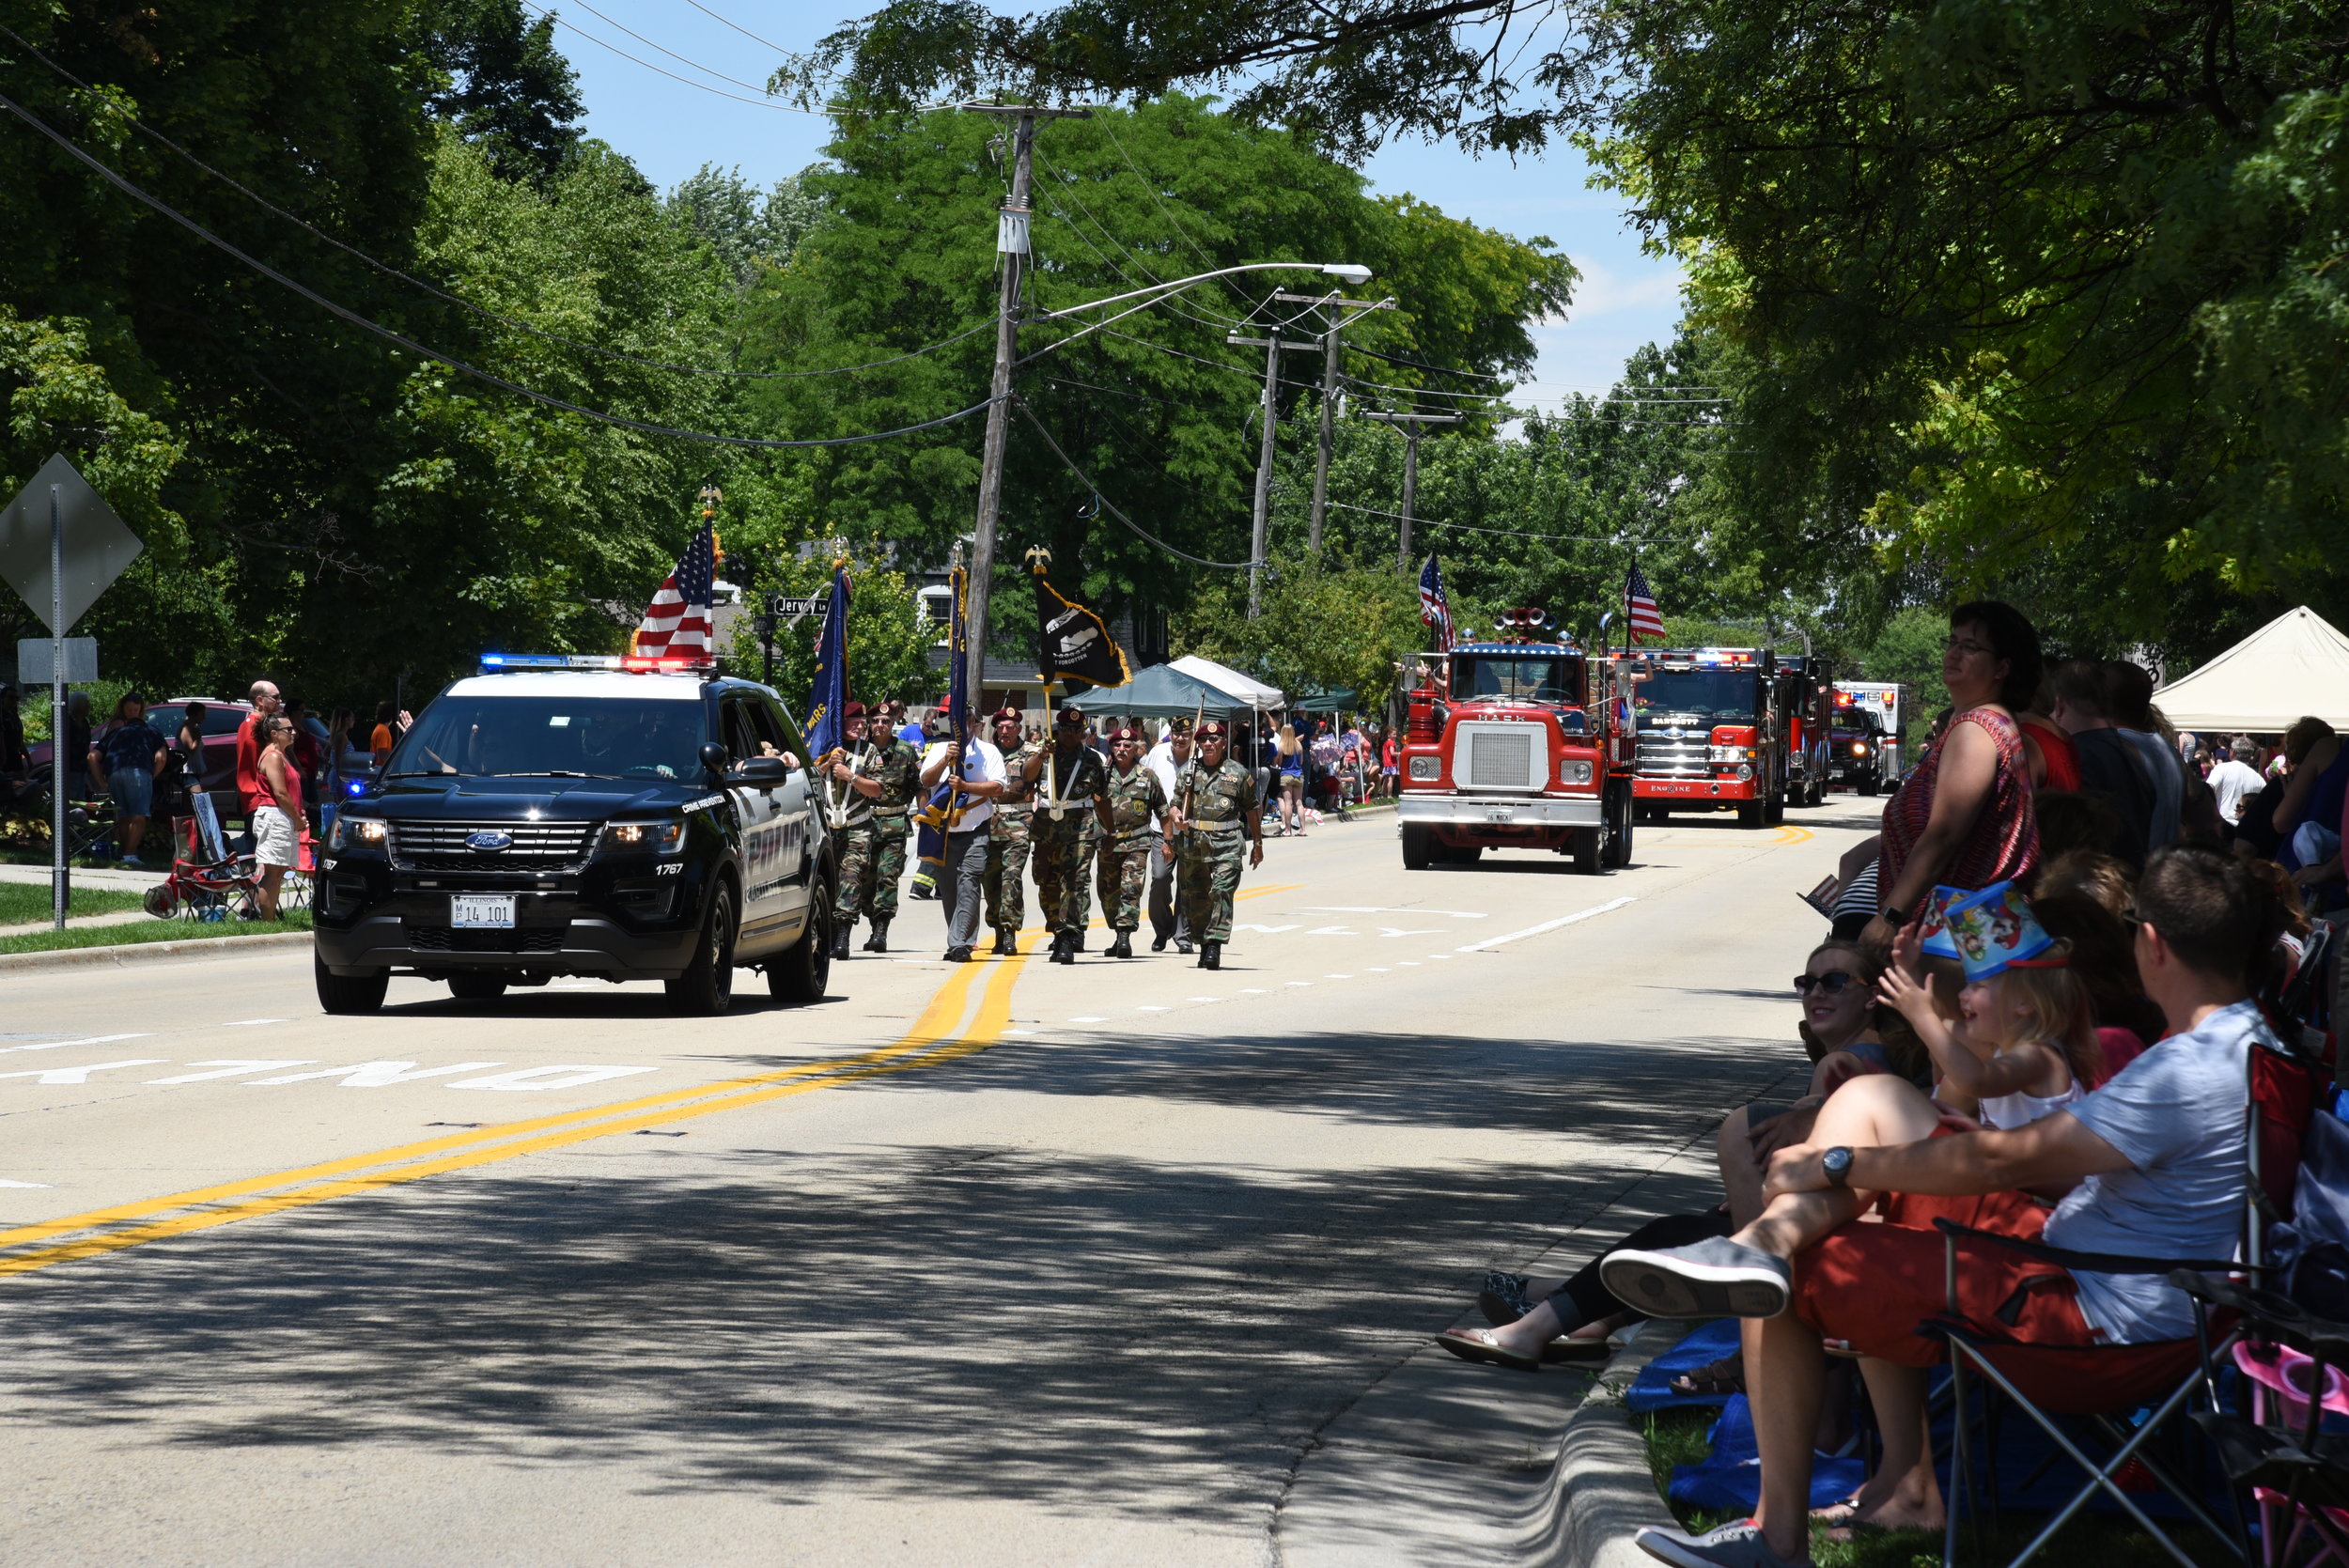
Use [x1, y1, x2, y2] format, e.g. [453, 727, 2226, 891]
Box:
[920, 723, 1007, 963]
[1143, 718, 1193, 953]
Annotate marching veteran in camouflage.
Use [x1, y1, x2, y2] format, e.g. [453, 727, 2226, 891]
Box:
[1094, 724, 1169, 958]
[983, 706, 1047, 956]
[1033, 705, 1111, 966]
[820, 697, 923, 955]
[1167, 718, 1264, 970]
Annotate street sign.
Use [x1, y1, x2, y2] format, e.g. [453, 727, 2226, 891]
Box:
[776, 596, 824, 627]
[0, 454, 144, 633]
[17, 637, 96, 685]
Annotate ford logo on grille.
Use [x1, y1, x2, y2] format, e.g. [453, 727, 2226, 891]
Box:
[464, 831, 515, 852]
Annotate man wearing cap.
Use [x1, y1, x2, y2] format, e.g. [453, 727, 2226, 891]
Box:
[817, 703, 878, 957]
[1096, 725, 1170, 958]
[1168, 719, 1264, 970]
[1144, 717, 1193, 953]
[984, 706, 1048, 956]
[824, 700, 923, 954]
[1034, 705, 1112, 964]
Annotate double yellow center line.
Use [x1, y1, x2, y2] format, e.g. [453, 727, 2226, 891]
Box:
[0, 881, 1310, 1281]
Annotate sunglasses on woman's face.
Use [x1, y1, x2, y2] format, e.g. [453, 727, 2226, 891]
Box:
[1794, 971, 1861, 995]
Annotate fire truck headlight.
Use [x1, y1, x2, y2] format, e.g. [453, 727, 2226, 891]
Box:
[1408, 756, 1439, 782]
[1560, 759, 1594, 785]
[1736, 764, 1754, 782]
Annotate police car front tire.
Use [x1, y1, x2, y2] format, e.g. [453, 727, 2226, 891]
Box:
[768, 880, 831, 1005]
[316, 953, 388, 1016]
[665, 882, 737, 1017]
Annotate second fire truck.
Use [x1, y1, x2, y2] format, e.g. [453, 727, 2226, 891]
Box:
[1617, 646, 1828, 828]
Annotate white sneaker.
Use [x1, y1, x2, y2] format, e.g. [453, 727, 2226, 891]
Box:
[1601, 1236, 1795, 1318]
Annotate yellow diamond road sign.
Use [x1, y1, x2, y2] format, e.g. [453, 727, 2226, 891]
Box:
[0, 454, 144, 636]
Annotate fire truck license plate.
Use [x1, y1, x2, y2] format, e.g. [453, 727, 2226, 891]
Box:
[1485, 807, 1514, 823]
[451, 894, 517, 929]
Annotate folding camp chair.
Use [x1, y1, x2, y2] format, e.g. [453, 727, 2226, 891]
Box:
[1926, 1032, 2326, 1568]
[2181, 1273, 2349, 1567]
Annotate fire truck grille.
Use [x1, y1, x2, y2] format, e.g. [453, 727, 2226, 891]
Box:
[1636, 737, 1711, 779]
[1463, 727, 1536, 789]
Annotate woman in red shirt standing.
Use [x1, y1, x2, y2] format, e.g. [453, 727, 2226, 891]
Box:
[1861, 600, 2043, 951]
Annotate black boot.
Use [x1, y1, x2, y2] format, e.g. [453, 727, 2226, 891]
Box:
[993, 929, 1018, 956]
[1107, 931, 1132, 958]
[831, 920, 853, 959]
[1050, 929, 1075, 965]
[1199, 940, 1221, 970]
[1150, 933, 1169, 953]
[863, 916, 890, 954]
[1069, 928, 1086, 955]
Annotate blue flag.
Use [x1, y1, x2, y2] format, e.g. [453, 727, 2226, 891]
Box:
[803, 567, 851, 755]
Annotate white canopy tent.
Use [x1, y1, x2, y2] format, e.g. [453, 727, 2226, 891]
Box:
[1169, 654, 1284, 709]
[2153, 606, 2349, 734]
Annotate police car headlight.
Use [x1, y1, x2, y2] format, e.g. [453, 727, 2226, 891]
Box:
[1408, 756, 1439, 782]
[329, 815, 386, 851]
[1559, 759, 1594, 785]
[1851, 742, 1869, 757]
[600, 820, 684, 855]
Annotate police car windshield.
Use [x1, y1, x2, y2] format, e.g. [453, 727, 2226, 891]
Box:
[385, 697, 707, 781]
[1636, 667, 1757, 721]
[1454, 655, 1577, 704]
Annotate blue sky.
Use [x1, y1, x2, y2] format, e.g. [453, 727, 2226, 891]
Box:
[537, 0, 1687, 396]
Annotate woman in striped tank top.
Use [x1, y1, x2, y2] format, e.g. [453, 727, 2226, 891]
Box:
[1861, 601, 2044, 952]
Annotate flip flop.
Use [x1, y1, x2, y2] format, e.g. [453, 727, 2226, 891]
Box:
[1544, 1336, 1615, 1364]
[1435, 1327, 1541, 1373]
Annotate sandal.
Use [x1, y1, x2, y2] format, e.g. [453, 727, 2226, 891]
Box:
[1435, 1327, 1542, 1373]
[1668, 1351, 1746, 1398]
[1478, 1271, 1533, 1326]
[1544, 1336, 1615, 1364]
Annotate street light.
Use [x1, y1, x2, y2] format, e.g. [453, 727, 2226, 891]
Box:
[1320, 263, 1374, 285]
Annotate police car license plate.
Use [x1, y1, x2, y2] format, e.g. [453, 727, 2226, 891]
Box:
[451, 894, 516, 930]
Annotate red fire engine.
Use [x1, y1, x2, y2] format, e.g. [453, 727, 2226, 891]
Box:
[1617, 646, 1801, 829]
[1397, 610, 1634, 873]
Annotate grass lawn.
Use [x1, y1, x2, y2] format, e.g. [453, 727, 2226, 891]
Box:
[0, 908, 310, 956]
[1641, 1406, 2232, 1568]
[0, 882, 151, 924]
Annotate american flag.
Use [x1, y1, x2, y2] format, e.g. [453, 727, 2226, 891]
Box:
[1625, 561, 1666, 643]
[634, 523, 716, 658]
[1418, 554, 1455, 652]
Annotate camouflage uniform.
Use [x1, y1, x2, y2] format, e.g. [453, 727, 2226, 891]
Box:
[1174, 756, 1260, 943]
[841, 735, 922, 922]
[1031, 744, 1109, 934]
[985, 738, 1046, 936]
[823, 743, 878, 918]
[1096, 760, 1169, 932]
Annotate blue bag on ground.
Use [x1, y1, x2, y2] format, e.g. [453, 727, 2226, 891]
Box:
[1626, 1320, 1743, 1413]
[1669, 1395, 1865, 1514]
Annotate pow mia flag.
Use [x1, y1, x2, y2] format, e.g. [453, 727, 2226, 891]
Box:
[1032, 562, 1131, 690]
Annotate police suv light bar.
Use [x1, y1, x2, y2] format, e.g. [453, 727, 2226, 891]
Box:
[479, 652, 715, 673]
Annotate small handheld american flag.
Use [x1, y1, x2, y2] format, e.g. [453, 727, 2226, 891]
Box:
[1418, 554, 1455, 652]
[634, 522, 716, 659]
[1625, 562, 1666, 644]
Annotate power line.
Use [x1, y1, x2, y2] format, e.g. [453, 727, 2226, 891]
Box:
[0, 89, 1001, 449]
[1014, 396, 1257, 569]
[1323, 500, 1663, 543]
[677, 0, 791, 55]
[552, 0, 779, 96]
[0, 23, 996, 381]
[515, 2, 816, 113]
[1095, 113, 1220, 272]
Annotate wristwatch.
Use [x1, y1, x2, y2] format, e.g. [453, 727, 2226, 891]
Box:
[1822, 1146, 1855, 1188]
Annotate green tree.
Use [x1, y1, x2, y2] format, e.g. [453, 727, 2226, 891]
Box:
[416, 0, 584, 183]
[723, 545, 937, 713]
[733, 96, 1572, 652]
[666, 163, 827, 288]
[1172, 551, 1423, 714]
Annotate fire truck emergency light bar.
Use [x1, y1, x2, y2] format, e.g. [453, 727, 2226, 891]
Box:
[478, 652, 717, 672]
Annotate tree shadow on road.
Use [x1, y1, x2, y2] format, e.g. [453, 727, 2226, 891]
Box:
[0, 1025, 1798, 1528]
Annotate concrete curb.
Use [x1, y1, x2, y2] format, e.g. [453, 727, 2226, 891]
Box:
[1533, 1319, 1690, 1568]
[0, 929, 312, 975]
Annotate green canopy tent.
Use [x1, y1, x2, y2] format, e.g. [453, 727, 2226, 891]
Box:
[1291, 685, 1358, 713]
[1066, 663, 1255, 719]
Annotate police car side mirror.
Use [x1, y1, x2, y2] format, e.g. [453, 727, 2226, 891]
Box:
[699, 741, 728, 780]
[737, 755, 789, 789]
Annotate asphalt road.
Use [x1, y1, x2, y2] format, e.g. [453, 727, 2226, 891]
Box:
[0, 799, 1879, 1566]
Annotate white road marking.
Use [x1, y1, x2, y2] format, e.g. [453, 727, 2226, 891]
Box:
[1397, 961, 1420, 967]
[0, 1033, 149, 1057]
[148, 1061, 314, 1085]
[1238, 987, 1267, 994]
[1235, 924, 1298, 934]
[1187, 995, 1221, 1002]
[1070, 1016, 1107, 1023]
[1376, 926, 1447, 938]
[1364, 967, 1390, 972]
[1455, 896, 1637, 953]
[1325, 973, 1353, 980]
[0, 1178, 51, 1188]
[220, 1018, 285, 1028]
[1428, 955, 1453, 960]
[1002, 1029, 1035, 1037]
[0, 1059, 167, 1085]
[1300, 906, 1487, 918]
[1136, 1005, 1168, 1012]
[444, 1065, 657, 1092]
[244, 1061, 506, 1087]
[1304, 924, 1357, 936]
[1285, 981, 1313, 987]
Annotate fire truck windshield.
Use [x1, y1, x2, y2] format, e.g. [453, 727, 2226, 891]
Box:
[1453, 654, 1579, 705]
[1634, 667, 1758, 722]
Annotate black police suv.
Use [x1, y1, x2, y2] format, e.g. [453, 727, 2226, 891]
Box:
[312, 662, 835, 1016]
[1828, 712, 1891, 795]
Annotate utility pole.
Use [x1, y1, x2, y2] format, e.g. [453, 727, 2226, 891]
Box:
[1362, 409, 1462, 572]
[1226, 324, 1317, 617]
[961, 101, 1091, 709]
[1269, 290, 1394, 559]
